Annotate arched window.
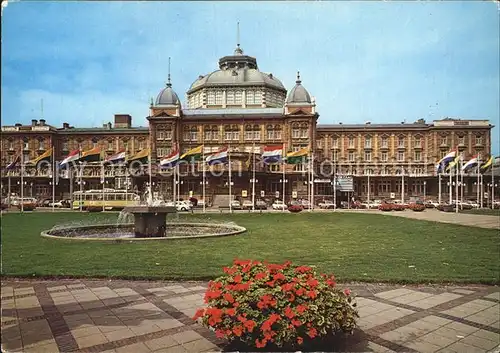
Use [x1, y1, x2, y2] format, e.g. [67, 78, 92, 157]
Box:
[204, 125, 219, 141]
[224, 125, 239, 141]
[266, 125, 282, 141]
[245, 125, 260, 141]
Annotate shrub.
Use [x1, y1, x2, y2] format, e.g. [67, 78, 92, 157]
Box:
[189, 197, 198, 207]
[408, 204, 425, 212]
[437, 204, 454, 212]
[87, 206, 103, 212]
[378, 203, 393, 212]
[288, 205, 303, 213]
[193, 260, 358, 350]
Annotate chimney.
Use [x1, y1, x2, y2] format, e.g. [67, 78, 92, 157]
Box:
[31, 119, 38, 126]
[63, 122, 69, 129]
[114, 114, 132, 128]
[39, 119, 46, 126]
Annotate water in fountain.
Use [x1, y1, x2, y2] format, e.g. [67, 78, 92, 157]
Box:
[117, 210, 134, 226]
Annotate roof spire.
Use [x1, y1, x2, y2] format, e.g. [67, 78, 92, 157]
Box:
[296, 71, 301, 84]
[166, 57, 172, 87]
[234, 22, 243, 55]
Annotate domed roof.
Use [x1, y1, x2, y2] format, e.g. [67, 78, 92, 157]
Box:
[286, 72, 311, 104]
[155, 82, 180, 106]
[187, 45, 286, 94]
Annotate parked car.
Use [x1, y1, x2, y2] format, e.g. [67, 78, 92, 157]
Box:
[241, 200, 254, 210]
[49, 201, 64, 208]
[272, 200, 287, 210]
[425, 200, 438, 208]
[255, 200, 268, 210]
[230, 200, 242, 210]
[174, 201, 191, 211]
[318, 200, 335, 209]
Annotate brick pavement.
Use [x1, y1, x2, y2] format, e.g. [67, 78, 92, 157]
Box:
[1, 280, 499, 353]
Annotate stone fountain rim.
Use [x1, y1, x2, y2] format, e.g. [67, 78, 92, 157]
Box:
[40, 222, 246, 241]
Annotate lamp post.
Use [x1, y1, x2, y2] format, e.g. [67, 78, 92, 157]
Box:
[225, 181, 234, 213]
[17, 180, 27, 213]
[77, 180, 86, 211]
[200, 180, 209, 213]
[280, 178, 288, 212]
[249, 178, 258, 212]
[423, 180, 426, 202]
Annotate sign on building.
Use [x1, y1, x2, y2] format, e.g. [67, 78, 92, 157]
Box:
[242, 190, 247, 197]
[334, 176, 354, 192]
[292, 191, 298, 199]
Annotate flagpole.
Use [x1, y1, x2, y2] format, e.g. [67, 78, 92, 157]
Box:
[455, 155, 459, 213]
[438, 169, 442, 205]
[460, 157, 464, 209]
[228, 143, 233, 213]
[480, 173, 484, 208]
[333, 159, 337, 211]
[476, 157, 480, 206]
[492, 163, 495, 210]
[102, 163, 105, 212]
[21, 154, 24, 213]
[79, 163, 83, 212]
[8, 174, 11, 209]
[311, 151, 315, 210]
[202, 143, 206, 213]
[252, 142, 256, 212]
[448, 170, 452, 205]
[282, 143, 285, 213]
[148, 149, 152, 199]
[52, 147, 55, 212]
[401, 168, 405, 205]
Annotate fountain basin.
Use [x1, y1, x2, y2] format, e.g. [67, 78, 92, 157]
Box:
[41, 222, 246, 241]
[123, 206, 177, 238]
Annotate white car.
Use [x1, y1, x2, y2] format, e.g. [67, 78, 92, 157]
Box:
[166, 201, 192, 212]
[49, 201, 64, 208]
[272, 200, 288, 210]
[318, 200, 335, 209]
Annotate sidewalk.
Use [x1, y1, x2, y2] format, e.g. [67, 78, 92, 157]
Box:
[2, 279, 499, 352]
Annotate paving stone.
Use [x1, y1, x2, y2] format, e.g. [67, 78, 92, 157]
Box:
[75, 332, 108, 348]
[365, 341, 397, 353]
[466, 311, 499, 326]
[421, 315, 453, 327]
[115, 342, 152, 353]
[182, 338, 218, 352]
[153, 318, 184, 330]
[490, 321, 500, 330]
[171, 330, 205, 345]
[419, 331, 458, 347]
[443, 321, 480, 335]
[375, 288, 416, 300]
[484, 292, 500, 301]
[412, 293, 463, 309]
[432, 326, 467, 340]
[459, 334, 499, 351]
[129, 322, 163, 336]
[144, 335, 178, 351]
[154, 345, 187, 353]
[23, 340, 59, 353]
[71, 326, 102, 339]
[104, 328, 135, 342]
[47, 285, 67, 292]
[404, 338, 442, 353]
[452, 289, 475, 295]
[470, 329, 500, 344]
[446, 341, 488, 353]
[390, 291, 434, 305]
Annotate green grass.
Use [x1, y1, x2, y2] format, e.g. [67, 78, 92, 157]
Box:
[461, 208, 500, 217]
[1, 212, 499, 284]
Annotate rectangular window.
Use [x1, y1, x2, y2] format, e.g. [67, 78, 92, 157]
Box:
[215, 91, 223, 105]
[8, 140, 14, 150]
[348, 151, 355, 162]
[157, 131, 165, 140]
[348, 137, 355, 148]
[475, 136, 482, 145]
[398, 137, 405, 148]
[138, 140, 145, 150]
[292, 128, 300, 139]
[300, 128, 308, 138]
[441, 137, 448, 145]
[246, 91, 254, 104]
[440, 151, 447, 159]
[235, 91, 242, 104]
[24, 142, 29, 150]
[458, 136, 465, 145]
[108, 141, 113, 150]
[331, 150, 338, 161]
[254, 90, 262, 104]
[364, 137, 372, 148]
[332, 138, 338, 148]
[316, 139, 322, 149]
[39, 140, 45, 150]
[381, 137, 388, 148]
[414, 137, 421, 148]
[397, 151, 405, 161]
[414, 151, 421, 161]
[62, 141, 68, 151]
[207, 91, 215, 105]
[378, 180, 391, 193]
[364, 151, 371, 161]
[226, 91, 235, 105]
[381, 152, 388, 162]
[164, 130, 172, 140]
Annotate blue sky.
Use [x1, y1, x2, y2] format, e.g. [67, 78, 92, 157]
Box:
[2, 1, 499, 154]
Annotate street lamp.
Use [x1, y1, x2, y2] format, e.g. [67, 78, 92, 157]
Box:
[423, 181, 427, 202]
[249, 178, 258, 212]
[77, 180, 86, 211]
[279, 179, 288, 212]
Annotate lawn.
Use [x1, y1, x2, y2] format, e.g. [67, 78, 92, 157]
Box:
[1, 212, 499, 284]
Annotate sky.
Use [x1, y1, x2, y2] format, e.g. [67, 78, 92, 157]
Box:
[2, 1, 499, 154]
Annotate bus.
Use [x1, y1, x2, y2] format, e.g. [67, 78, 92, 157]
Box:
[72, 189, 140, 210]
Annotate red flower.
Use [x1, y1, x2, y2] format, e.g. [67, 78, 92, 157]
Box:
[273, 272, 286, 281]
[255, 272, 268, 280]
[296, 304, 308, 314]
[204, 290, 222, 302]
[292, 319, 302, 327]
[223, 293, 235, 303]
[225, 308, 236, 316]
[255, 338, 267, 348]
[192, 308, 205, 320]
[266, 280, 276, 287]
[307, 290, 318, 299]
[288, 293, 296, 302]
[244, 319, 256, 332]
[307, 327, 318, 338]
[295, 287, 305, 296]
[233, 275, 243, 283]
[234, 259, 252, 266]
[223, 266, 237, 275]
[295, 265, 313, 274]
[284, 306, 296, 319]
[306, 278, 319, 288]
[233, 325, 243, 337]
[237, 315, 247, 323]
[281, 282, 294, 292]
[215, 329, 226, 339]
[297, 336, 304, 345]
[344, 288, 351, 296]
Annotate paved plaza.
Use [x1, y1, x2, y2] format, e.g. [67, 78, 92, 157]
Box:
[1, 279, 499, 353]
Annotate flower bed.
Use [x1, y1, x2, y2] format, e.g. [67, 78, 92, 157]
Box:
[18, 203, 36, 211]
[288, 205, 303, 213]
[194, 260, 358, 351]
[392, 204, 406, 211]
[408, 204, 425, 212]
[378, 203, 393, 212]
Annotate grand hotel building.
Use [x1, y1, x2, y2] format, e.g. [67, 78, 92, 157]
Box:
[0, 44, 495, 205]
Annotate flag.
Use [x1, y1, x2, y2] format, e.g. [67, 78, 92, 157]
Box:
[5, 155, 20, 170]
[286, 148, 309, 164]
[79, 146, 101, 163]
[29, 147, 52, 168]
[60, 149, 80, 167]
[462, 155, 479, 172]
[206, 147, 228, 165]
[128, 149, 150, 165]
[105, 150, 126, 164]
[480, 155, 494, 172]
[262, 145, 283, 164]
[180, 145, 203, 162]
[160, 149, 180, 168]
[446, 155, 460, 172]
[435, 149, 456, 173]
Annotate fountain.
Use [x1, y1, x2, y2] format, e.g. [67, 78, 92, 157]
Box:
[41, 186, 246, 241]
[122, 185, 176, 238]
